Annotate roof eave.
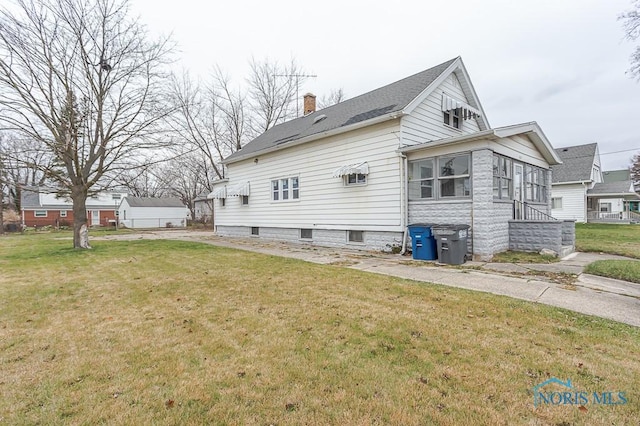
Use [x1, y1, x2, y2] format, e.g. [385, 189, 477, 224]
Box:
[398, 129, 496, 154]
[223, 112, 404, 165]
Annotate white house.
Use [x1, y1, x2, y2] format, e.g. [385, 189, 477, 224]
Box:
[210, 57, 566, 260]
[551, 144, 640, 223]
[118, 197, 188, 229]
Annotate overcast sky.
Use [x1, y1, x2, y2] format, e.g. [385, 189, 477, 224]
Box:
[131, 0, 640, 171]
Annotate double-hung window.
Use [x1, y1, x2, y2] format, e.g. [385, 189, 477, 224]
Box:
[493, 154, 512, 199]
[271, 177, 300, 202]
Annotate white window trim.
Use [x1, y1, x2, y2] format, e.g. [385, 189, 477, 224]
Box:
[552, 197, 563, 209]
[34, 210, 47, 217]
[271, 176, 300, 202]
[344, 173, 368, 186]
[60, 210, 68, 217]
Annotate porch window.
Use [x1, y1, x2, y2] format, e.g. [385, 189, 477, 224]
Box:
[439, 155, 470, 198]
[408, 158, 434, 200]
[552, 197, 563, 209]
[524, 166, 547, 203]
[492, 154, 512, 199]
[408, 154, 470, 200]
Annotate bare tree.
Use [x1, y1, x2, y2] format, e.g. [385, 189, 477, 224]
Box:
[168, 68, 246, 181]
[631, 153, 640, 192]
[621, 0, 640, 80]
[317, 88, 345, 110]
[162, 151, 209, 220]
[247, 57, 310, 134]
[0, 0, 173, 248]
[0, 133, 50, 211]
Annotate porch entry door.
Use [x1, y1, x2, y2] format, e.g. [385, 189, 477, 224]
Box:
[513, 164, 524, 219]
[513, 164, 524, 202]
[91, 210, 100, 226]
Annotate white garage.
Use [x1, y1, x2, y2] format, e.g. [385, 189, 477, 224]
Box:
[118, 197, 188, 229]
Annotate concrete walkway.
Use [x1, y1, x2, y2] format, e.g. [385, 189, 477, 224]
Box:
[96, 230, 640, 327]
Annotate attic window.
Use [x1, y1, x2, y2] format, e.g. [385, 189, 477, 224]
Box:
[441, 93, 480, 129]
[313, 114, 327, 124]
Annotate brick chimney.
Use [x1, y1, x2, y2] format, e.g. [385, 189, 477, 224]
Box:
[303, 93, 316, 115]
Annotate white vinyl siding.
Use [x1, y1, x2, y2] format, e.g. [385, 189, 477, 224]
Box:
[551, 184, 586, 222]
[217, 120, 403, 231]
[401, 73, 481, 146]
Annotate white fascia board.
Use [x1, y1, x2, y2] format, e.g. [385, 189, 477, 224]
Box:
[223, 112, 403, 165]
[552, 181, 591, 185]
[588, 192, 640, 199]
[493, 122, 562, 165]
[398, 129, 496, 154]
[402, 57, 491, 131]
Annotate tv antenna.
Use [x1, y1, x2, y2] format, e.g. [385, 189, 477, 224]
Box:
[275, 73, 317, 117]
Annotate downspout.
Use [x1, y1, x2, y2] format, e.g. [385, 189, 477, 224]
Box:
[399, 152, 409, 255]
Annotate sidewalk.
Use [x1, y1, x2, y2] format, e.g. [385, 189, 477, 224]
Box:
[97, 230, 640, 327]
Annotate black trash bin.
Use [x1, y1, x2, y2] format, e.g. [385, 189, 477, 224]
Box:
[407, 223, 438, 260]
[432, 224, 470, 265]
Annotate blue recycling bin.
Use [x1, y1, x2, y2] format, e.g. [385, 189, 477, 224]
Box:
[408, 223, 438, 260]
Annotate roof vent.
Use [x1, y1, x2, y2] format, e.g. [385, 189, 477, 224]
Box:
[313, 114, 327, 124]
[562, 148, 569, 152]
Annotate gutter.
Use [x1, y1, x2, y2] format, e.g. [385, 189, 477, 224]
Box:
[223, 111, 404, 165]
[399, 152, 409, 255]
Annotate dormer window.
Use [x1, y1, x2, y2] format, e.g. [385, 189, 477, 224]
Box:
[441, 93, 481, 130]
[443, 107, 462, 129]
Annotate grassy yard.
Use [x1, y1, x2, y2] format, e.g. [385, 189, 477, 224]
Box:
[575, 223, 640, 259]
[584, 260, 640, 284]
[0, 232, 639, 425]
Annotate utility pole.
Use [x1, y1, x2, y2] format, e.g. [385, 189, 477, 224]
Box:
[275, 73, 317, 117]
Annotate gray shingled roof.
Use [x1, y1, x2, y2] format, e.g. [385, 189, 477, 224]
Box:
[588, 181, 637, 195]
[602, 169, 630, 183]
[224, 57, 459, 163]
[551, 143, 598, 183]
[124, 197, 185, 208]
[20, 188, 42, 208]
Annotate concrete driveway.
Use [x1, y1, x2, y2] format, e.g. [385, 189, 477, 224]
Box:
[95, 230, 640, 327]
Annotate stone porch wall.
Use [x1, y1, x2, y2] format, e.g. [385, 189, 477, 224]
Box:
[508, 220, 562, 254]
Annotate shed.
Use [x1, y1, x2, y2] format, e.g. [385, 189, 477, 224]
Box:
[118, 197, 188, 229]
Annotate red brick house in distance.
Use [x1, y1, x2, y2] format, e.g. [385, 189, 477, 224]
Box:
[21, 187, 128, 228]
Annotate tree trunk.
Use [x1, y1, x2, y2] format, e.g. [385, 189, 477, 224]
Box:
[0, 182, 4, 235]
[71, 186, 91, 249]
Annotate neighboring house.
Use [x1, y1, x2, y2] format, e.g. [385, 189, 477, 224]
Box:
[551, 145, 640, 223]
[210, 57, 564, 260]
[194, 192, 213, 223]
[118, 197, 188, 229]
[21, 187, 127, 227]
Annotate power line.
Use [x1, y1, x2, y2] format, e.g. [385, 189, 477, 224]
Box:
[600, 147, 640, 156]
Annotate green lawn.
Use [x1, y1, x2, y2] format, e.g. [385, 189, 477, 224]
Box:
[575, 223, 640, 259]
[0, 232, 639, 425]
[584, 260, 640, 284]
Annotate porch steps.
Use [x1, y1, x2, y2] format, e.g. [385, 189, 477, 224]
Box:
[560, 245, 574, 258]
